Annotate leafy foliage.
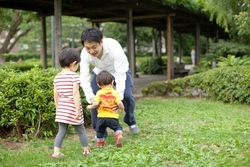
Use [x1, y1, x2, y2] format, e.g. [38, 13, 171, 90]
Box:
[0, 8, 13, 30]
[142, 65, 250, 104]
[0, 59, 53, 72]
[162, 0, 202, 12]
[193, 41, 250, 73]
[4, 52, 51, 62]
[0, 8, 39, 64]
[202, 0, 250, 44]
[202, 0, 241, 31]
[138, 57, 164, 74]
[18, 16, 91, 53]
[217, 55, 250, 67]
[0, 67, 90, 139]
[102, 23, 127, 47]
[101, 23, 155, 53]
[203, 41, 250, 61]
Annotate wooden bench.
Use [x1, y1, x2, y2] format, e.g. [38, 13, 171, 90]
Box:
[174, 69, 190, 77]
[161, 65, 167, 75]
[174, 64, 189, 77]
[161, 64, 190, 77]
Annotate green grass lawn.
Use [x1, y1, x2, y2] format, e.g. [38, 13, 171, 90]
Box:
[1, 98, 250, 167]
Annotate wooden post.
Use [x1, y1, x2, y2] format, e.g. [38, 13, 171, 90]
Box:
[178, 33, 183, 64]
[41, 15, 47, 69]
[166, 14, 175, 80]
[195, 22, 200, 65]
[54, 0, 62, 69]
[127, 7, 135, 78]
[51, 16, 55, 68]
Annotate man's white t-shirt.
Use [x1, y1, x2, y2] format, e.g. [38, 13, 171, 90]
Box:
[80, 38, 129, 103]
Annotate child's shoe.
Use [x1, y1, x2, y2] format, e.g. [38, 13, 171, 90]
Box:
[115, 133, 123, 147]
[97, 140, 105, 146]
[50, 153, 65, 158]
[83, 149, 91, 155]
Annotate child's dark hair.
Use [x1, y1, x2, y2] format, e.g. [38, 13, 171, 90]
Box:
[81, 27, 103, 46]
[59, 48, 81, 68]
[96, 70, 114, 86]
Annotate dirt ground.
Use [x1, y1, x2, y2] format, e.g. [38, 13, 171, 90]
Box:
[0, 126, 96, 150]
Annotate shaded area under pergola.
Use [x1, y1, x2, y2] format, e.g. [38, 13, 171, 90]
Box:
[0, 0, 229, 80]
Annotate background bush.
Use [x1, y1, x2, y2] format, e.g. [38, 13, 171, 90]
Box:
[205, 42, 250, 61]
[0, 67, 90, 140]
[142, 65, 250, 104]
[0, 59, 53, 72]
[4, 53, 52, 62]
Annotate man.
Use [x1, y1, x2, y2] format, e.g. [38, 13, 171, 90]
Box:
[80, 27, 139, 141]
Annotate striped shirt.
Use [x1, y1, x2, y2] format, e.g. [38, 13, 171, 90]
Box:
[53, 72, 84, 125]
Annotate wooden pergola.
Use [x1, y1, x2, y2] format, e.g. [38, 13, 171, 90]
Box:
[0, 0, 228, 80]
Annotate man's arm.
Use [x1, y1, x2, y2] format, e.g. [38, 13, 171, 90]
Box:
[80, 49, 95, 103]
[112, 40, 129, 99]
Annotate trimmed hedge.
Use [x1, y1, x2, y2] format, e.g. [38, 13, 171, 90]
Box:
[0, 60, 53, 72]
[4, 53, 52, 62]
[142, 66, 250, 104]
[0, 67, 90, 139]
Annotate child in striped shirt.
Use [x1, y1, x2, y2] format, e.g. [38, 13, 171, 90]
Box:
[51, 48, 90, 158]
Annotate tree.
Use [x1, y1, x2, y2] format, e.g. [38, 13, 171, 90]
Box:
[101, 23, 155, 55]
[101, 22, 127, 47]
[17, 16, 91, 56]
[202, 0, 250, 44]
[0, 8, 37, 64]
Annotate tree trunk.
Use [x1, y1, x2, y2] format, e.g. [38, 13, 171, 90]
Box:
[0, 10, 30, 65]
[152, 29, 159, 57]
[16, 120, 22, 139]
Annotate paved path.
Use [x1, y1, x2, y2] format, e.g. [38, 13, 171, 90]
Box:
[133, 64, 194, 99]
[133, 74, 166, 98]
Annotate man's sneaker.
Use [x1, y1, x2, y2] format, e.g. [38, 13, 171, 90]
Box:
[129, 124, 139, 134]
[115, 133, 123, 147]
[91, 136, 97, 142]
[97, 140, 105, 146]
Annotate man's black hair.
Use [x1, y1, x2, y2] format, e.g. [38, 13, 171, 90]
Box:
[81, 27, 103, 45]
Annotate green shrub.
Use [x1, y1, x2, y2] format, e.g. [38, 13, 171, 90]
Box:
[0, 67, 90, 140]
[217, 55, 250, 67]
[138, 57, 164, 74]
[142, 66, 250, 104]
[193, 42, 250, 74]
[141, 81, 169, 96]
[0, 60, 53, 72]
[4, 53, 52, 62]
[204, 41, 250, 61]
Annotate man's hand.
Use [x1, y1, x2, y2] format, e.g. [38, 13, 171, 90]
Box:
[119, 108, 125, 114]
[90, 97, 95, 103]
[86, 105, 93, 110]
